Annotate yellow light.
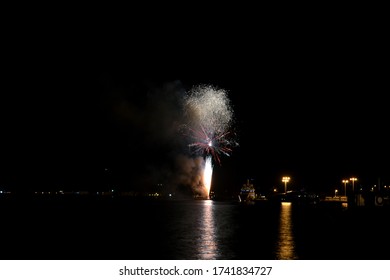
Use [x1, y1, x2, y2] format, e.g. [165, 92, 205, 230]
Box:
[349, 177, 357, 193]
[282, 176, 290, 182]
[282, 176, 290, 194]
[342, 179, 349, 196]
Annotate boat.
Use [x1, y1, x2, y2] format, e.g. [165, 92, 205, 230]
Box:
[238, 179, 256, 204]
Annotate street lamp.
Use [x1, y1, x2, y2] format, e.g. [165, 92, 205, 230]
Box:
[350, 177, 357, 193]
[335, 189, 338, 197]
[282, 176, 290, 194]
[342, 179, 349, 196]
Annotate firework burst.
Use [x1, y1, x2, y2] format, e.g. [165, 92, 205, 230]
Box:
[186, 124, 235, 166]
[182, 84, 238, 198]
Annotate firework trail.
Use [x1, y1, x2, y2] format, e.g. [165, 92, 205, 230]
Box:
[183, 84, 238, 198]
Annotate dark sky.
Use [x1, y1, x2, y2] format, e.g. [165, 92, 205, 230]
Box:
[1, 27, 388, 195]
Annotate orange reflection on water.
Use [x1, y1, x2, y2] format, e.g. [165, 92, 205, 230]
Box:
[276, 202, 298, 259]
[196, 200, 218, 259]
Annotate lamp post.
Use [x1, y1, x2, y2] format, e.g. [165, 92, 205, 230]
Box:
[335, 189, 338, 198]
[342, 179, 349, 196]
[282, 176, 290, 194]
[350, 177, 357, 193]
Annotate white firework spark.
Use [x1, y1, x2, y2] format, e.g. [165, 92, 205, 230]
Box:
[182, 84, 238, 198]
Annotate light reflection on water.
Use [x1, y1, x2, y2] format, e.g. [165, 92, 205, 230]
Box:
[195, 200, 218, 259]
[275, 202, 298, 259]
[3, 196, 390, 260]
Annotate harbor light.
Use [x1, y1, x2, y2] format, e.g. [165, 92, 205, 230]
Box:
[342, 179, 349, 196]
[350, 177, 357, 193]
[282, 177, 290, 194]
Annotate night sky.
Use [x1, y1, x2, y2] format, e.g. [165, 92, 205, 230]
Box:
[1, 29, 388, 196]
